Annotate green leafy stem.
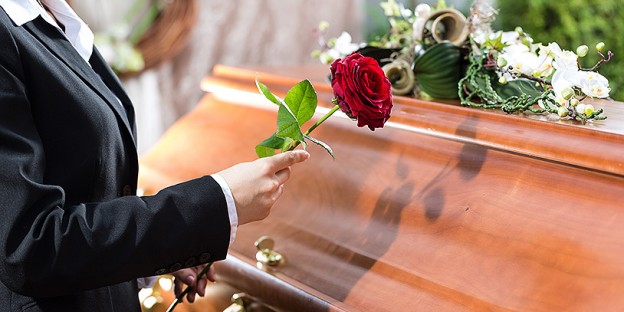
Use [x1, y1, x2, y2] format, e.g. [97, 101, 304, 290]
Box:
[255, 79, 339, 159]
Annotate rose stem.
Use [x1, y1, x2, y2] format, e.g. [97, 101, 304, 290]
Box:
[288, 104, 340, 151]
[305, 104, 340, 136]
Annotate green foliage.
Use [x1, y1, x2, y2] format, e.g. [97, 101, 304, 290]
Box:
[496, 0, 623, 100]
[412, 42, 463, 99]
[459, 50, 551, 113]
[255, 80, 335, 159]
[483, 32, 506, 51]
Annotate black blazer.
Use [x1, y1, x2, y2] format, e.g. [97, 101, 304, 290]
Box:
[0, 8, 231, 312]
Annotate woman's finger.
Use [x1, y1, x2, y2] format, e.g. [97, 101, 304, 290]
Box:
[174, 278, 184, 297]
[186, 290, 196, 303]
[274, 167, 291, 184]
[271, 184, 285, 202]
[268, 150, 309, 172]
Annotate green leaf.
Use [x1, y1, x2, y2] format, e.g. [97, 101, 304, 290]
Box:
[256, 79, 283, 106]
[256, 78, 305, 144]
[413, 42, 462, 99]
[468, 73, 545, 101]
[282, 137, 305, 152]
[276, 103, 305, 142]
[484, 32, 507, 51]
[494, 78, 544, 99]
[284, 80, 317, 126]
[305, 135, 334, 159]
[255, 134, 289, 158]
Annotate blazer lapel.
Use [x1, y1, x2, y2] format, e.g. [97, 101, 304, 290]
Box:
[23, 17, 136, 145]
[89, 48, 137, 138]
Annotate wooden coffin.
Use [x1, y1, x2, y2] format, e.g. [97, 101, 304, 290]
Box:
[138, 64, 624, 311]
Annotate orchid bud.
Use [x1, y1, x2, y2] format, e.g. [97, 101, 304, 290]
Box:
[569, 98, 579, 107]
[561, 87, 574, 100]
[319, 53, 333, 65]
[498, 76, 508, 85]
[596, 42, 605, 51]
[515, 26, 523, 34]
[319, 21, 330, 32]
[584, 104, 595, 116]
[311, 50, 321, 58]
[557, 106, 569, 117]
[576, 45, 588, 57]
[327, 38, 336, 48]
[575, 103, 586, 115]
[497, 57, 508, 68]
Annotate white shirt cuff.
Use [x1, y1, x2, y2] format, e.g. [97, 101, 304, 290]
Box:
[210, 174, 238, 244]
[137, 276, 158, 289]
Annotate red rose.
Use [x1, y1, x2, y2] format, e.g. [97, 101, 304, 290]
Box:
[330, 53, 393, 130]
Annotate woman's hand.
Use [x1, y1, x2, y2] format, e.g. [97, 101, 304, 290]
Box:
[218, 150, 310, 225]
[171, 264, 216, 303]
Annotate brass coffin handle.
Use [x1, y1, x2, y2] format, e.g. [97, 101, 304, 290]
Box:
[223, 293, 276, 312]
[223, 293, 246, 312]
[254, 236, 283, 267]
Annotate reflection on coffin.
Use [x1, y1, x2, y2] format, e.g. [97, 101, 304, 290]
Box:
[138, 64, 624, 311]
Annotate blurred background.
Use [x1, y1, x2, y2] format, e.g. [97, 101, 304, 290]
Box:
[72, 0, 622, 154]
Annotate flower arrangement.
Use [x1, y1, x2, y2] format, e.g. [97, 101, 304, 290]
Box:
[94, 0, 159, 74]
[460, 2, 613, 120]
[313, 0, 614, 121]
[93, 0, 197, 75]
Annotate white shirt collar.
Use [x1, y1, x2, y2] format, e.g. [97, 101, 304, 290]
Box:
[0, 0, 94, 63]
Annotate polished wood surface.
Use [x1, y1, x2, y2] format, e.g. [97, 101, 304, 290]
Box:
[139, 65, 624, 311]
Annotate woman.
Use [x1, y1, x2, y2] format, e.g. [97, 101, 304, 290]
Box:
[0, 0, 308, 310]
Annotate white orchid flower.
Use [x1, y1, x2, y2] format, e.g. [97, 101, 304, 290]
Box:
[535, 46, 554, 77]
[472, 30, 519, 45]
[325, 49, 340, 62]
[380, 0, 401, 17]
[577, 71, 611, 98]
[333, 32, 361, 56]
[318, 32, 363, 65]
[548, 42, 610, 99]
[499, 43, 540, 77]
[551, 68, 579, 100]
[500, 31, 520, 45]
[548, 42, 578, 71]
[415, 3, 431, 17]
[470, 31, 487, 45]
[412, 4, 431, 41]
[400, 6, 413, 19]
